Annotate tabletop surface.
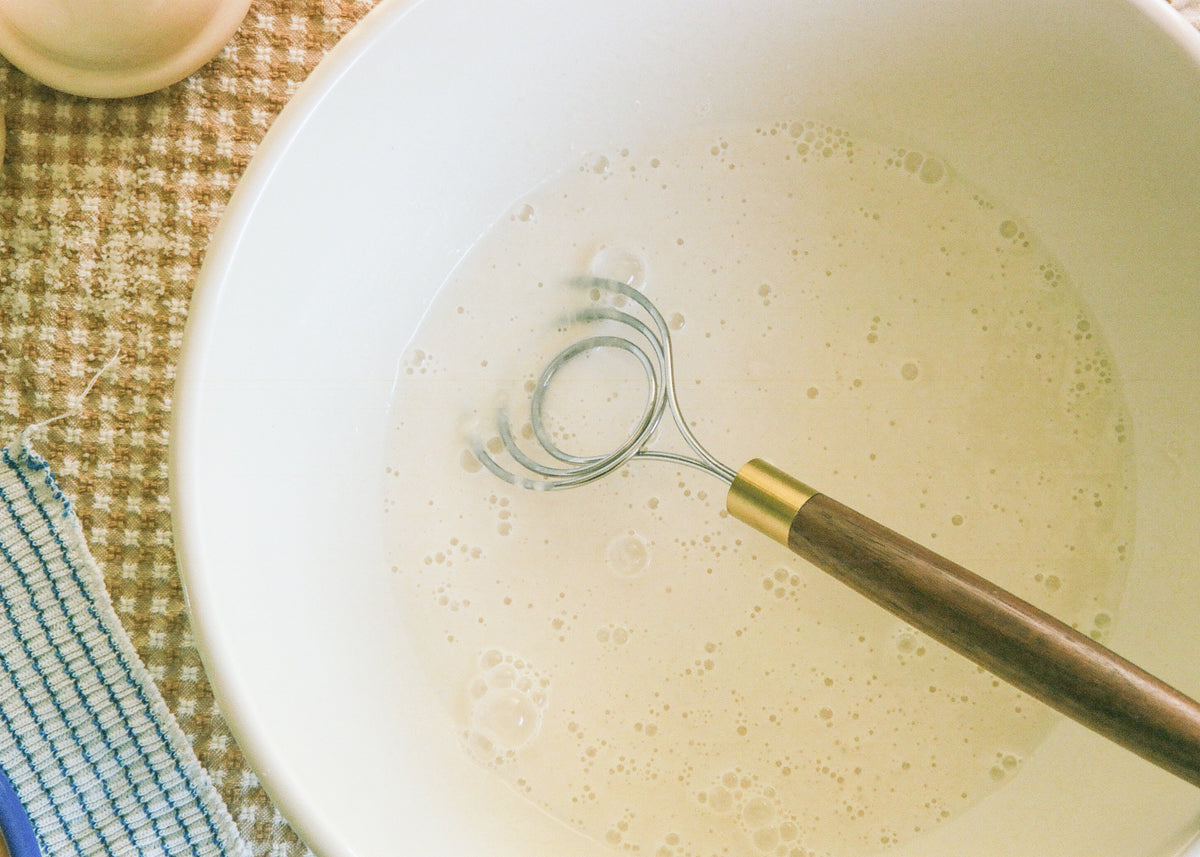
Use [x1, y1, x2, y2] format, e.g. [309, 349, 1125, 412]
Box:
[0, 2, 379, 854]
[1, 2, 1199, 856]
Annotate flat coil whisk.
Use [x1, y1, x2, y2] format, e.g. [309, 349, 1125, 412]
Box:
[472, 277, 734, 491]
[471, 276, 1200, 790]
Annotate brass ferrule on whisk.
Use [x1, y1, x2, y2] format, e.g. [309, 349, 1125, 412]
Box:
[726, 459, 817, 546]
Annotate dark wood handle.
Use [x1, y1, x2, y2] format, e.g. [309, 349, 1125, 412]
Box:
[788, 492, 1200, 787]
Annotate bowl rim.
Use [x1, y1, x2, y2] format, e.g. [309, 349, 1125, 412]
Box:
[168, 1, 1200, 856]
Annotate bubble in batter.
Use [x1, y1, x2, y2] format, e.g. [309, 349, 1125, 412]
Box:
[465, 649, 549, 764]
[606, 531, 651, 577]
[589, 245, 646, 289]
[473, 689, 540, 748]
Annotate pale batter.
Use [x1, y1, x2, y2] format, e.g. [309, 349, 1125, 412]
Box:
[384, 120, 1135, 857]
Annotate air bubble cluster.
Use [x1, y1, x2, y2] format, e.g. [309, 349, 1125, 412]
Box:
[595, 623, 632, 650]
[465, 649, 550, 765]
[885, 148, 947, 184]
[698, 771, 807, 856]
[402, 348, 434, 376]
[783, 119, 856, 162]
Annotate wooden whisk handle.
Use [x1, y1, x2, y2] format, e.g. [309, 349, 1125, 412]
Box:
[727, 458, 1200, 788]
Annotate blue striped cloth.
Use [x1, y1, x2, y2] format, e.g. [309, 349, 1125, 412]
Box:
[0, 437, 247, 857]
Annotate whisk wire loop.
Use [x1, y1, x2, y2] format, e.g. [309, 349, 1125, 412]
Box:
[529, 334, 662, 468]
[471, 277, 737, 489]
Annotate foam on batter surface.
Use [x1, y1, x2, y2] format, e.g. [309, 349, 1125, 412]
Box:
[384, 121, 1135, 856]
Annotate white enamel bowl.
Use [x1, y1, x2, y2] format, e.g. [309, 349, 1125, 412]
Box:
[172, 1, 1200, 855]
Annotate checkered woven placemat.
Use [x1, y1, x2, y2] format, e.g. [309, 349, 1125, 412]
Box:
[1176, 0, 1200, 26]
[0, 2, 1196, 856]
[0, 3, 378, 855]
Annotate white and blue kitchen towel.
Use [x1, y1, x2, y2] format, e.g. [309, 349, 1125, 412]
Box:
[0, 437, 247, 857]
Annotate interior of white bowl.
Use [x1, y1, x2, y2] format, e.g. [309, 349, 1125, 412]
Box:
[172, 0, 1200, 855]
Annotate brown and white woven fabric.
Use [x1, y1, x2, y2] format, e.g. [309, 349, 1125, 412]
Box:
[0, 3, 379, 855]
[1175, 0, 1200, 27]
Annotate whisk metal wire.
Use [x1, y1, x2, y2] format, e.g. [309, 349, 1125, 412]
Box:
[471, 277, 737, 490]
